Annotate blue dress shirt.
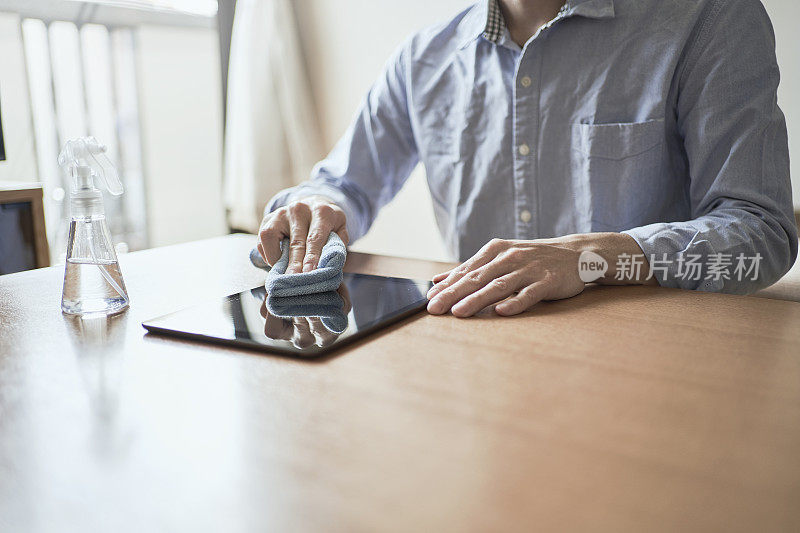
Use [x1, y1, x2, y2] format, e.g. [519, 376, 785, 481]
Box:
[267, 0, 797, 293]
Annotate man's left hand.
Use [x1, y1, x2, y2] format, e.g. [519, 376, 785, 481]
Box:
[427, 233, 656, 317]
[426, 238, 585, 317]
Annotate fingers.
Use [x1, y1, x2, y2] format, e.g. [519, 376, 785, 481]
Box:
[264, 313, 293, 340]
[450, 273, 521, 318]
[427, 239, 505, 300]
[337, 283, 352, 313]
[286, 203, 311, 274]
[432, 270, 452, 283]
[337, 227, 350, 247]
[428, 258, 509, 315]
[258, 198, 348, 273]
[302, 204, 335, 273]
[307, 317, 339, 346]
[259, 209, 290, 266]
[428, 265, 475, 301]
[426, 239, 584, 318]
[494, 281, 550, 316]
[262, 309, 337, 348]
[291, 317, 315, 349]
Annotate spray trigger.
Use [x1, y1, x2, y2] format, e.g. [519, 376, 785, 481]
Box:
[58, 136, 123, 195]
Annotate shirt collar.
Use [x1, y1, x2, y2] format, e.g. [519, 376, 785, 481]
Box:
[482, 0, 506, 43]
[568, 0, 616, 19]
[461, 0, 615, 48]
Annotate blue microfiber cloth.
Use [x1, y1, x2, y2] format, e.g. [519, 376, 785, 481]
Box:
[249, 247, 269, 270]
[265, 291, 349, 334]
[249, 232, 346, 297]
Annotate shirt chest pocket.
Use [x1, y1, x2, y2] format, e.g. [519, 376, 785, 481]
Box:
[570, 119, 667, 231]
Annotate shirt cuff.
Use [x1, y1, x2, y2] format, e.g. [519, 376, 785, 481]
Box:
[623, 223, 724, 292]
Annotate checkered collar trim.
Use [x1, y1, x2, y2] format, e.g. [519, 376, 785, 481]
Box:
[482, 0, 571, 44]
[482, 0, 506, 43]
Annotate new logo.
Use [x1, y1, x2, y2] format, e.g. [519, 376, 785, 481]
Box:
[578, 250, 608, 283]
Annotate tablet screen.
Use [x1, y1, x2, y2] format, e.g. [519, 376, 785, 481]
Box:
[142, 272, 433, 357]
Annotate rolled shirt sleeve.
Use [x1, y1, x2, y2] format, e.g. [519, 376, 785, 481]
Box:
[624, 0, 797, 294]
[265, 39, 419, 243]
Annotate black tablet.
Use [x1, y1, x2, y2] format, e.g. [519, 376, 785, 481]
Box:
[142, 272, 433, 358]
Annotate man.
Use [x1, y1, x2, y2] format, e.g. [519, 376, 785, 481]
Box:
[257, 0, 797, 318]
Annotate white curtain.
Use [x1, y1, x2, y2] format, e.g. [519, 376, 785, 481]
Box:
[223, 0, 322, 232]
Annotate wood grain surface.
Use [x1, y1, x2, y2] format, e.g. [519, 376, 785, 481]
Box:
[0, 234, 798, 532]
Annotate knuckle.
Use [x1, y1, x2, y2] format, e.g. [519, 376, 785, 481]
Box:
[288, 202, 310, 217]
[491, 277, 509, 291]
[541, 270, 557, 284]
[526, 285, 545, 302]
[306, 230, 325, 243]
[259, 213, 275, 229]
[465, 271, 483, 285]
[487, 238, 505, 251]
[289, 238, 306, 248]
[312, 203, 334, 218]
[505, 247, 524, 259]
[509, 252, 526, 265]
[516, 292, 532, 306]
[454, 266, 470, 276]
[260, 226, 279, 240]
[440, 287, 457, 300]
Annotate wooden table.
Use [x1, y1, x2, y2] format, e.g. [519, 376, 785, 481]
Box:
[1, 234, 799, 532]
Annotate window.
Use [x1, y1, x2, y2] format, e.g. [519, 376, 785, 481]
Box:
[18, 0, 218, 258]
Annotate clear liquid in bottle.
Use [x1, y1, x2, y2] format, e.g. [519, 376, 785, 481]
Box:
[61, 217, 129, 316]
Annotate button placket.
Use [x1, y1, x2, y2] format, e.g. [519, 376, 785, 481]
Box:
[512, 58, 534, 238]
[513, 34, 548, 238]
[509, 3, 570, 237]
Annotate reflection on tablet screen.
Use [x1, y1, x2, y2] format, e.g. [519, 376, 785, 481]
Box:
[143, 272, 433, 357]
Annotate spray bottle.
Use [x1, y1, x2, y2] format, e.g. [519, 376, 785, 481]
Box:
[59, 137, 130, 316]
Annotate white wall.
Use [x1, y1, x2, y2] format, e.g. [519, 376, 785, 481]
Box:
[295, 0, 800, 262]
[295, 0, 468, 262]
[137, 25, 226, 247]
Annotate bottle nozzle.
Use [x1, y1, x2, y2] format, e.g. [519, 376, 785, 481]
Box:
[58, 137, 123, 196]
[74, 166, 93, 189]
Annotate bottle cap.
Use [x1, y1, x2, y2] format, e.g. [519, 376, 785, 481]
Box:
[58, 137, 123, 217]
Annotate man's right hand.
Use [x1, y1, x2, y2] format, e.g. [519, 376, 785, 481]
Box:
[257, 196, 349, 274]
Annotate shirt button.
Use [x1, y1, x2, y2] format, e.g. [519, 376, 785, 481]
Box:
[519, 210, 532, 223]
[518, 144, 530, 156]
[520, 76, 532, 87]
